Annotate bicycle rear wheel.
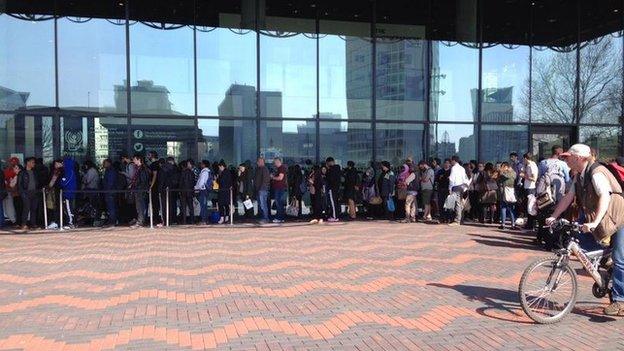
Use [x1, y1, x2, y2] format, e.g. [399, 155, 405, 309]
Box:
[518, 256, 578, 324]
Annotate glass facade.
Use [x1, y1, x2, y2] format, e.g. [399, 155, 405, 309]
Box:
[1, 0, 623, 168]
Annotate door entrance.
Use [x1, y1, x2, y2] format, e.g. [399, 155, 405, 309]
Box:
[530, 125, 577, 161]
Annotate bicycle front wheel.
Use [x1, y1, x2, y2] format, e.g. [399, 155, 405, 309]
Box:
[518, 256, 578, 324]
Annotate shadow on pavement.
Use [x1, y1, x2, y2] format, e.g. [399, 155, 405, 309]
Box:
[429, 283, 616, 324]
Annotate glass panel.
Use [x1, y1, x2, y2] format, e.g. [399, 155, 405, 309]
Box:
[260, 120, 315, 164]
[531, 129, 573, 161]
[0, 14, 55, 110]
[430, 42, 479, 122]
[197, 119, 257, 166]
[60, 116, 94, 163]
[259, 19, 317, 118]
[129, 23, 194, 115]
[319, 121, 372, 169]
[531, 47, 577, 123]
[579, 126, 621, 162]
[376, 38, 427, 121]
[429, 123, 476, 162]
[0, 114, 54, 164]
[58, 18, 127, 113]
[93, 117, 128, 165]
[376, 123, 425, 165]
[481, 45, 530, 122]
[130, 117, 195, 160]
[480, 125, 528, 163]
[196, 0, 257, 118]
[578, 33, 623, 124]
[319, 21, 372, 120]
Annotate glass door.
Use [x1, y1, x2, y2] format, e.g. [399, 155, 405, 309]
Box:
[530, 125, 576, 161]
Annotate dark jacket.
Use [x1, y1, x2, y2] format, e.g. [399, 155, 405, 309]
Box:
[238, 170, 253, 199]
[380, 171, 396, 199]
[158, 163, 179, 191]
[217, 169, 233, 193]
[18, 168, 38, 194]
[0, 169, 6, 200]
[343, 167, 359, 200]
[288, 166, 303, 198]
[131, 166, 150, 191]
[254, 165, 271, 193]
[312, 170, 325, 194]
[103, 166, 117, 191]
[179, 169, 195, 191]
[326, 164, 342, 191]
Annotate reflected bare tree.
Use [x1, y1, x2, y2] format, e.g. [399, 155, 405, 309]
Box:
[527, 35, 623, 124]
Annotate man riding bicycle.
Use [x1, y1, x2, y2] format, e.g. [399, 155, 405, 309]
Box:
[545, 144, 624, 316]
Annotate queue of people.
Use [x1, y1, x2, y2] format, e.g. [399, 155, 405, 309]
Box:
[1, 147, 623, 234]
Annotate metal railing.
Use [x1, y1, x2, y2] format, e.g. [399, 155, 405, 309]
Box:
[164, 187, 234, 227]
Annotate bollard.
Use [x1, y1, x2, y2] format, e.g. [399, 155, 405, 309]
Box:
[230, 187, 234, 226]
[42, 187, 48, 229]
[148, 190, 154, 229]
[59, 189, 64, 231]
[166, 187, 170, 227]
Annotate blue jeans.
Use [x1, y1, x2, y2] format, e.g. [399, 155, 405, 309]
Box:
[578, 227, 624, 302]
[274, 189, 286, 221]
[104, 194, 117, 225]
[198, 190, 209, 223]
[500, 201, 516, 227]
[258, 189, 269, 221]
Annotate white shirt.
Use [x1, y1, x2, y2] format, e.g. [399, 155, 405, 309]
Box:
[449, 163, 469, 191]
[524, 161, 538, 190]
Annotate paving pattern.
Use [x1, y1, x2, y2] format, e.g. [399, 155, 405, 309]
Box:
[0, 221, 622, 351]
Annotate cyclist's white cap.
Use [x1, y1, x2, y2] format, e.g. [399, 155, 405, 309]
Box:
[560, 144, 591, 158]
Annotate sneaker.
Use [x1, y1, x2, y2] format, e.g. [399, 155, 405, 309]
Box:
[327, 218, 339, 222]
[272, 219, 284, 223]
[218, 217, 225, 224]
[447, 222, 460, 227]
[130, 224, 142, 229]
[424, 215, 432, 222]
[604, 301, 624, 316]
[129, 219, 137, 226]
[156, 223, 164, 228]
[309, 219, 319, 224]
[318, 219, 324, 224]
[20, 225, 29, 231]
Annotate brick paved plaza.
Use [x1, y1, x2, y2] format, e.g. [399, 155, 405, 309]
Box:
[0, 222, 622, 351]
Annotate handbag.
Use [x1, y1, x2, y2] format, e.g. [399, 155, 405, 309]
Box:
[503, 187, 517, 203]
[46, 189, 57, 210]
[386, 198, 395, 212]
[536, 191, 554, 210]
[397, 188, 407, 201]
[480, 190, 498, 204]
[369, 196, 383, 205]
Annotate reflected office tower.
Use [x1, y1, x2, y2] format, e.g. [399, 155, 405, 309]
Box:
[434, 130, 456, 159]
[114, 80, 175, 114]
[473, 87, 519, 161]
[215, 84, 280, 163]
[0, 86, 29, 160]
[314, 113, 346, 163]
[345, 37, 373, 119]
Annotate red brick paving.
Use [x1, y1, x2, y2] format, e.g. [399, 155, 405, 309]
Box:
[0, 222, 622, 350]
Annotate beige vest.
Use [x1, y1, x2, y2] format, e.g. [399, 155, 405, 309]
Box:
[575, 162, 624, 243]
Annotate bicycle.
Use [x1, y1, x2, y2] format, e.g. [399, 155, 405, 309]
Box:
[518, 219, 613, 324]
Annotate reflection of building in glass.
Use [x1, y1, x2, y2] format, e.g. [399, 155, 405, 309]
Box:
[115, 80, 177, 114]
[0, 86, 30, 111]
[345, 37, 373, 119]
[431, 130, 456, 160]
[377, 126, 425, 165]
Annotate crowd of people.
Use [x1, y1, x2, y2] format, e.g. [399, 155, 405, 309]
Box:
[1, 147, 623, 236]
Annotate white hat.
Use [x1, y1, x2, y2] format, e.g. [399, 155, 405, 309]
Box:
[560, 144, 591, 158]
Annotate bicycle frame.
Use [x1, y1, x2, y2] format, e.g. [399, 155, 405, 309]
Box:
[563, 239, 610, 288]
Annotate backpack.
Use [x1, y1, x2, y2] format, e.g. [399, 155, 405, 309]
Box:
[605, 162, 624, 190]
[536, 159, 566, 203]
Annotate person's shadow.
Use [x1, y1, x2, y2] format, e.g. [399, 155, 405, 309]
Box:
[428, 283, 616, 324]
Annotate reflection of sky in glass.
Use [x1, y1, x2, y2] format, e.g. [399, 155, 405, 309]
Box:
[130, 24, 194, 115]
[58, 19, 126, 111]
[436, 44, 478, 121]
[197, 28, 256, 116]
[0, 15, 55, 107]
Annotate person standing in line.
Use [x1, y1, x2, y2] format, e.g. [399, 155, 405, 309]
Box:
[216, 161, 232, 224]
[18, 157, 39, 231]
[379, 161, 396, 221]
[0, 167, 5, 229]
[254, 157, 271, 224]
[498, 162, 517, 230]
[270, 157, 288, 223]
[403, 164, 419, 223]
[129, 154, 150, 228]
[60, 157, 78, 229]
[157, 157, 179, 227]
[194, 160, 212, 225]
[325, 157, 341, 222]
[120, 153, 137, 224]
[81, 160, 101, 223]
[435, 159, 451, 222]
[147, 151, 161, 226]
[343, 161, 359, 221]
[447, 155, 469, 226]
[102, 159, 118, 227]
[237, 163, 254, 221]
[2, 158, 19, 226]
[178, 160, 195, 225]
[521, 152, 539, 231]
[308, 165, 325, 224]
[419, 160, 435, 221]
